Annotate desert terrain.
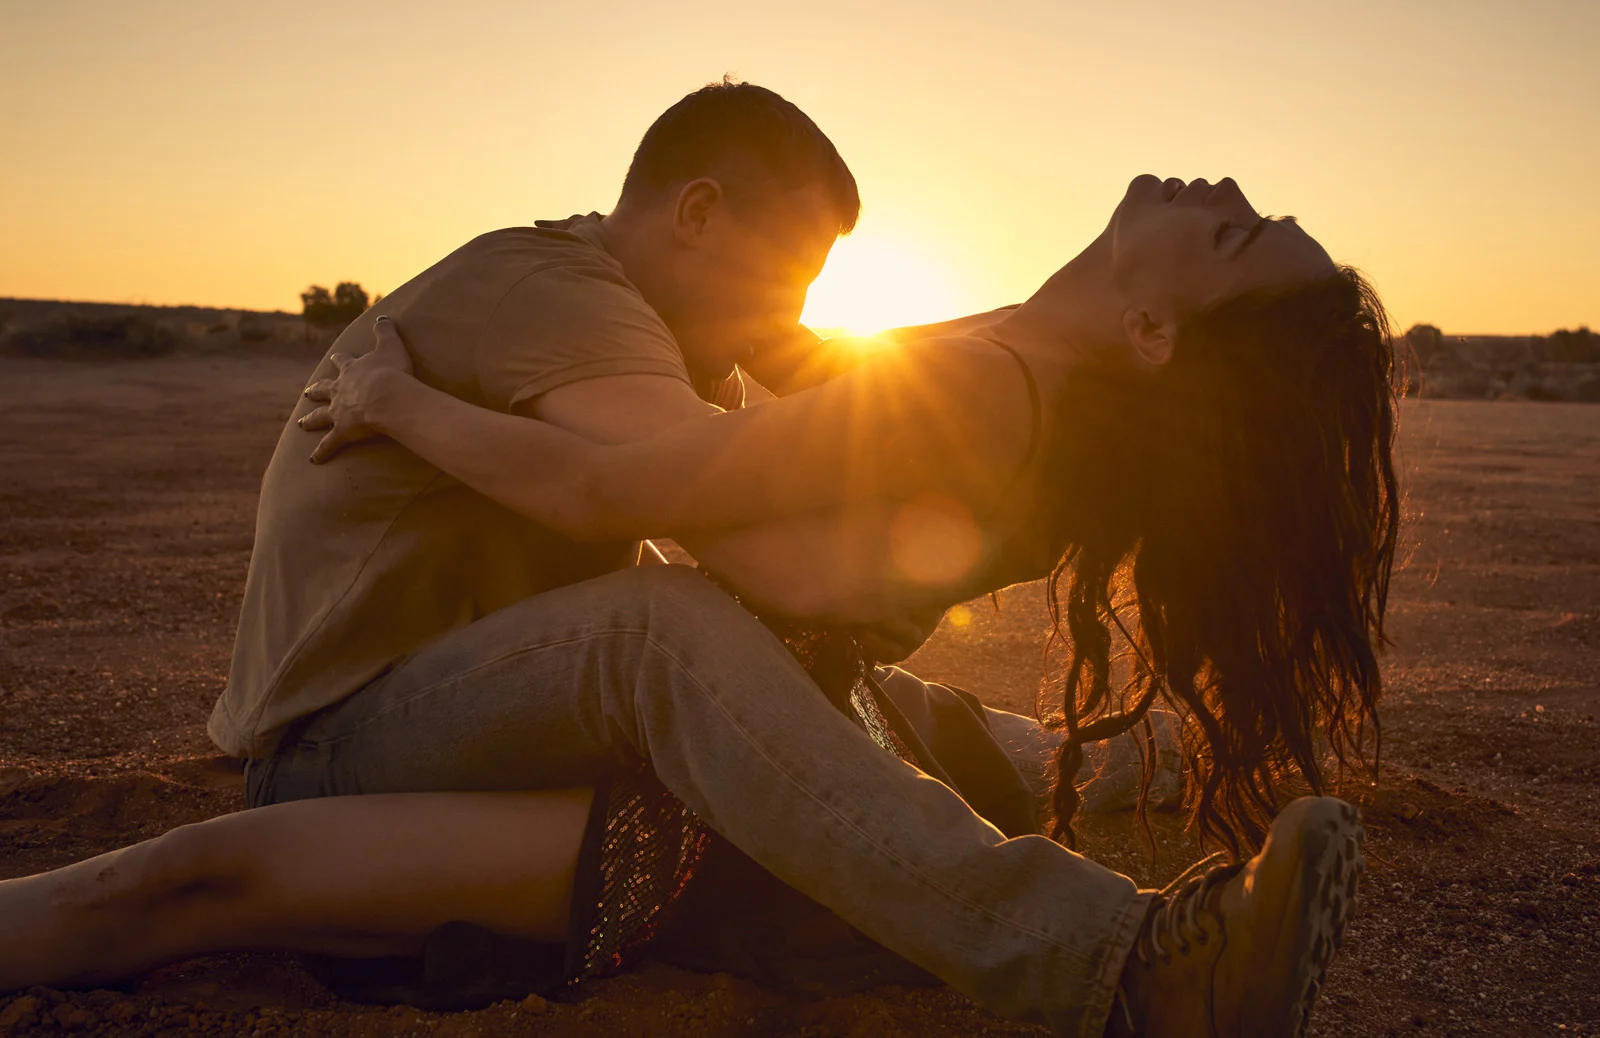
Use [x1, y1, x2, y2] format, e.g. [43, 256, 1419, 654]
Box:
[0, 353, 1596, 1037]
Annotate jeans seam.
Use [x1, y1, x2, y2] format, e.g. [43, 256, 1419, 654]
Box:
[1082, 891, 1153, 1038]
[641, 631, 1093, 959]
[297, 625, 651, 749]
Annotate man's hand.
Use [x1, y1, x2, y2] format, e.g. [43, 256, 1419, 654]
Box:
[300, 316, 416, 463]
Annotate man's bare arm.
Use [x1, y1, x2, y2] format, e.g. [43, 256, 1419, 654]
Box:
[302, 327, 995, 622]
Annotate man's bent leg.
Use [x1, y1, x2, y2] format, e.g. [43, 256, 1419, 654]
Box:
[256, 566, 1147, 1037]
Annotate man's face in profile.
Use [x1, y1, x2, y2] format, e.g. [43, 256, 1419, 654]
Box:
[673, 180, 839, 384]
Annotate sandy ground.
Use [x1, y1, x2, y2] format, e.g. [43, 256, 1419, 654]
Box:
[1, 353, 1596, 1037]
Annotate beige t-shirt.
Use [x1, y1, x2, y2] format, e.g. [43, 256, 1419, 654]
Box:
[209, 215, 690, 758]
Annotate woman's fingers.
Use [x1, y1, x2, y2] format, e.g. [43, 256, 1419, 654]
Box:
[372, 316, 416, 373]
[310, 428, 353, 465]
[300, 319, 410, 465]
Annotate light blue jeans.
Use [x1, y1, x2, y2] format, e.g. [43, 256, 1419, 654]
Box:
[248, 564, 1150, 1037]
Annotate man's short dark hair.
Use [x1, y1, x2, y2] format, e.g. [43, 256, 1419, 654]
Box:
[620, 78, 860, 235]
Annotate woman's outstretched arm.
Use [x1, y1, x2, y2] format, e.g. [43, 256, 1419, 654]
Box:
[304, 318, 1036, 543]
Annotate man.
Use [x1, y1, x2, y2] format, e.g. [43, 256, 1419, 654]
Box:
[216, 80, 1346, 1037]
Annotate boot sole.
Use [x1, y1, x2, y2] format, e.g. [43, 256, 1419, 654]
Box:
[1289, 798, 1367, 1037]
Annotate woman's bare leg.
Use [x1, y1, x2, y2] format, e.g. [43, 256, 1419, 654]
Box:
[0, 788, 593, 991]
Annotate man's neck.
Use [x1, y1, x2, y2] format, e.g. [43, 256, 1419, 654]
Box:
[597, 207, 674, 317]
[598, 208, 727, 398]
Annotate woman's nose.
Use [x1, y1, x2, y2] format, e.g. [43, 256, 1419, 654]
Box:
[1205, 177, 1246, 205]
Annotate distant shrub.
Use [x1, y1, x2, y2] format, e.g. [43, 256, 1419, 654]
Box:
[1, 313, 183, 359]
[237, 313, 275, 343]
[301, 282, 370, 329]
[1548, 326, 1598, 364]
[1427, 366, 1495, 399]
[1404, 323, 1446, 366]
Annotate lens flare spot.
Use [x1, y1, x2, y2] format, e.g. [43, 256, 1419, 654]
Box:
[889, 495, 983, 587]
[947, 604, 974, 628]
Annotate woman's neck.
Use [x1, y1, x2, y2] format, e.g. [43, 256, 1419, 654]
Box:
[991, 231, 1125, 366]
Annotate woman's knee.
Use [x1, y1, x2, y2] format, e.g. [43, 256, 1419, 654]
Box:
[133, 816, 257, 902]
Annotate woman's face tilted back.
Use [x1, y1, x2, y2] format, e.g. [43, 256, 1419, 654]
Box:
[1106, 175, 1335, 360]
[1040, 175, 1402, 854]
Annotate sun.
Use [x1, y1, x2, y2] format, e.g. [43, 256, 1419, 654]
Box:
[801, 233, 964, 338]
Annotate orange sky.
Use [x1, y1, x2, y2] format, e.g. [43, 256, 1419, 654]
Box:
[2, 0, 1596, 335]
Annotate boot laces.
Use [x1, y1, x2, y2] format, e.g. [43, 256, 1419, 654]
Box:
[1135, 852, 1242, 967]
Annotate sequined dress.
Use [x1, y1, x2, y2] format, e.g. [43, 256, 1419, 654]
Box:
[567, 596, 927, 982]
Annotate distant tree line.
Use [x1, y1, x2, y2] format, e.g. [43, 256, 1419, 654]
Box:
[1403, 324, 1600, 401]
[1406, 324, 1598, 364]
[300, 282, 376, 329]
[1547, 326, 1598, 364]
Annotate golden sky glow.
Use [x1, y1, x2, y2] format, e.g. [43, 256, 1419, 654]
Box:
[2, 0, 1596, 335]
[802, 233, 970, 334]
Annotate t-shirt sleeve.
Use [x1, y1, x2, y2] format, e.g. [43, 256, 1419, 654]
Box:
[476, 258, 691, 411]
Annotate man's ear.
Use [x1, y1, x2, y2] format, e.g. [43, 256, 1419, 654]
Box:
[1121, 307, 1176, 368]
[672, 178, 724, 247]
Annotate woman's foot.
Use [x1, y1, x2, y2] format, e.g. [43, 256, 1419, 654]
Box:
[1109, 796, 1365, 1037]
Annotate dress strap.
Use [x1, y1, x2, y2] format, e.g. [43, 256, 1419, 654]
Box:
[985, 337, 1043, 474]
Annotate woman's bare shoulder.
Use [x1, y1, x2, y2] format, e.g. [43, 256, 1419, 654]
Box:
[865, 332, 1042, 499]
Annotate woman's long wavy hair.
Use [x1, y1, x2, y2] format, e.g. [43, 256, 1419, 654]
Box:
[1040, 265, 1401, 858]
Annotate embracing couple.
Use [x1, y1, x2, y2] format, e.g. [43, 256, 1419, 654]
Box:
[2, 80, 1397, 1037]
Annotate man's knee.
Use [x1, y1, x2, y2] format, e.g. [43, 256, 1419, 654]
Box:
[626, 560, 717, 598]
[608, 563, 800, 680]
[622, 563, 749, 631]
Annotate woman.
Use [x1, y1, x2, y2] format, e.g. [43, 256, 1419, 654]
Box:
[1, 175, 1395, 1035]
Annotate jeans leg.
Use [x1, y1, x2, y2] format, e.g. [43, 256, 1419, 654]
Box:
[258, 565, 1146, 1036]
